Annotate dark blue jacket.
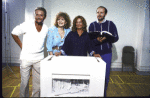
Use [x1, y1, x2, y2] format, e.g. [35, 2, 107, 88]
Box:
[89, 20, 119, 55]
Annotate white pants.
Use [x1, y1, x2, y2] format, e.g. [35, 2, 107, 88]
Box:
[20, 60, 40, 97]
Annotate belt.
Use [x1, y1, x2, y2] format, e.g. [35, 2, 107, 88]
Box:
[52, 46, 62, 50]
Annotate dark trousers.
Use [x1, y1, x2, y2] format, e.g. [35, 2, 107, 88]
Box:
[101, 53, 112, 97]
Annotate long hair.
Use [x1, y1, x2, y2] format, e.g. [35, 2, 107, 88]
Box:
[72, 15, 87, 32]
[54, 12, 71, 29]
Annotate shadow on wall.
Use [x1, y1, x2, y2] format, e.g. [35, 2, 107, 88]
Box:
[111, 44, 118, 63]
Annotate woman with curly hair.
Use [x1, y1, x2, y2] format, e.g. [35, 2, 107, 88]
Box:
[46, 12, 71, 55]
[56, 15, 101, 57]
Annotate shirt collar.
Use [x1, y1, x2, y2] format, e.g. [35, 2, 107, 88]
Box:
[75, 31, 87, 36]
[97, 19, 106, 24]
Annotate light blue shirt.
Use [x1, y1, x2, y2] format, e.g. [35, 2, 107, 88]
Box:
[46, 26, 71, 54]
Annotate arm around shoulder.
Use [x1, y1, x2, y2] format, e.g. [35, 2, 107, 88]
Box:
[46, 27, 55, 53]
[88, 23, 94, 32]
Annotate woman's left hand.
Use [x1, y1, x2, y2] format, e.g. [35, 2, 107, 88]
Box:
[94, 54, 102, 59]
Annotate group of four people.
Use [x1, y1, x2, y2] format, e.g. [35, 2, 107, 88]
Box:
[11, 6, 119, 97]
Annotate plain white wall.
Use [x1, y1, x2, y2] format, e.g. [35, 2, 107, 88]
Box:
[25, 0, 43, 21]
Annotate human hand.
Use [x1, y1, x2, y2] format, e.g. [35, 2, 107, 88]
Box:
[97, 37, 106, 42]
[55, 52, 61, 56]
[94, 54, 102, 59]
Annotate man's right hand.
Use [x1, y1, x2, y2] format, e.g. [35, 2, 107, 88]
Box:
[11, 34, 22, 49]
[97, 37, 106, 43]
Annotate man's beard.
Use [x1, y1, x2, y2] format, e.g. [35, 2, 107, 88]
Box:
[36, 19, 44, 25]
[98, 16, 105, 21]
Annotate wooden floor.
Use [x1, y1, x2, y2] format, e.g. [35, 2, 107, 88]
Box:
[2, 66, 150, 97]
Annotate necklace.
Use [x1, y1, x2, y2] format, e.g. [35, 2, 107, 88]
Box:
[59, 29, 65, 39]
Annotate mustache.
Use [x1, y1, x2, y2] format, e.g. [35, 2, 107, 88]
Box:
[98, 15, 105, 18]
[36, 18, 44, 21]
[35, 18, 44, 24]
[98, 15, 102, 17]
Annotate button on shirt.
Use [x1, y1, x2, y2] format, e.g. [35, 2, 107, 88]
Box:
[46, 26, 71, 54]
[61, 31, 94, 56]
[11, 21, 48, 60]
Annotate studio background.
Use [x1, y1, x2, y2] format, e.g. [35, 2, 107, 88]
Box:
[2, 0, 150, 73]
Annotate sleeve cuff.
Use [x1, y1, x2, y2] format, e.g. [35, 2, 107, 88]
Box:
[60, 49, 67, 56]
[90, 51, 95, 56]
[47, 49, 53, 52]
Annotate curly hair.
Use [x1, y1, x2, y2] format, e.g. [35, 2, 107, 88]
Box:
[72, 15, 87, 32]
[54, 12, 71, 29]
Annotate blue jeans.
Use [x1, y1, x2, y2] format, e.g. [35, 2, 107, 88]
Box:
[101, 53, 112, 97]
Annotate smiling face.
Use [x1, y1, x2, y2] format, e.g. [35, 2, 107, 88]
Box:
[76, 18, 83, 29]
[35, 10, 45, 24]
[57, 16, 67, 27]
[96, 8, 107, 22]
